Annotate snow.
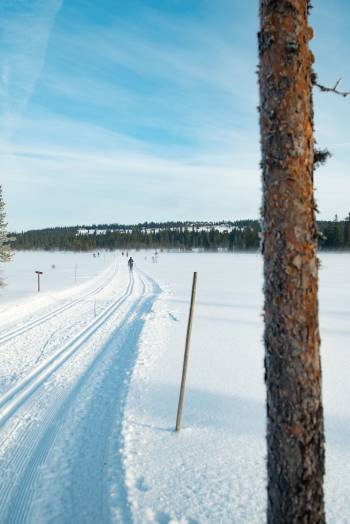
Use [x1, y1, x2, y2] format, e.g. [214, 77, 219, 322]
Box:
[76, 223, 245, 237]
[124, 252, 350, 523]
[123, 253, 265, 523]
[0, 250, 114, 327]
[0, 250, 349, 523]
[0, 250, 113, 301]
[0, 253, 157, 523]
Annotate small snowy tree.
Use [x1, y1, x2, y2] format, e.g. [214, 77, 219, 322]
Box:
[0, 186, 11, 286]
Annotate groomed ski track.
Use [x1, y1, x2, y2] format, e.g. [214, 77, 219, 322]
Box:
[0, 263, 160, 523]
[0, 263, 117, 346]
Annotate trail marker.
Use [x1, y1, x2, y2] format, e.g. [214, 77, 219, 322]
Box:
[35, 271, 43, 292]
[175, 271, 197, 432]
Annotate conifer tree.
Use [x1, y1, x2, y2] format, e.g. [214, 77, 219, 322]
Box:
[0, 186, 11, 286]
[345, 213, 350, 248]
[332, 214, 344, 248]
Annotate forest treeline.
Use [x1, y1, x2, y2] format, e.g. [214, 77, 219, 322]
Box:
[10, 217, 350, 251]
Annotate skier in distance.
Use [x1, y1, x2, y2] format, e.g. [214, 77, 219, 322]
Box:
[128, 257, 134, 271]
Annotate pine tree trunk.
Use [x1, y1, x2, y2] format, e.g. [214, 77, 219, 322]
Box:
[258, 1, 325, 522]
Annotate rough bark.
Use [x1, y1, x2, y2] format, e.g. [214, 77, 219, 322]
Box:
[258, 1, 325, 522]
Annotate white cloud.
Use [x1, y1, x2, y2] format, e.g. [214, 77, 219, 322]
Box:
[0, 0, 62, 137]
[0, 112, 261, 230]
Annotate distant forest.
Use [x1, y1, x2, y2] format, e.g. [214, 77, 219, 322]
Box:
[10, 217, 350, 252]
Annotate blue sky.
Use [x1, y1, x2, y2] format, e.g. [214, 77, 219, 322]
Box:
[1, 0, 350, 230]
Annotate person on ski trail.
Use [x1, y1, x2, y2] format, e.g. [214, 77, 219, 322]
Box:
[128, 257, 134, 271]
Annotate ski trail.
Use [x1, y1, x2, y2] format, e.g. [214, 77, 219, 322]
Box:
[0, 271, 133, 426]
[0, 263, 117, 344]
[0, 268, 159, 523]
[0, 268, 134, 514]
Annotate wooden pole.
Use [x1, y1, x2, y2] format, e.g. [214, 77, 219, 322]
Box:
[175, 271, 197, 432]
[35, 271, 43, 292]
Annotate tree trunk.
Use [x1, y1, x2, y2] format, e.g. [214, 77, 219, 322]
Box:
[258, 1, 325, 522]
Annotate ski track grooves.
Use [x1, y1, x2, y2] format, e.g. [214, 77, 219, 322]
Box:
[0, 269, 160, 524]
[0, 263, 117, 345]
[0, 267, 132, 428]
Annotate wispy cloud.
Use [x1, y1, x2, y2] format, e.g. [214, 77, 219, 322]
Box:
[37, 11, 259, 163]
[0, 0, 62, 137]
[1, 0, 349, 229]
[0, 108, 260, 229]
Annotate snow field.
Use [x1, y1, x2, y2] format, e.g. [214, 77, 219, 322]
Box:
[123, 253, 266, 523]
[0, 250, 116, 330]
[318, 254, 350, 524]
[123, 251, 350, 524]
[0, 250, 349, 523]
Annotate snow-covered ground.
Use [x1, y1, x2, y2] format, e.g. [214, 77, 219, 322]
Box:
[0, 250, 349, 523]
[0, 250, 114, 302]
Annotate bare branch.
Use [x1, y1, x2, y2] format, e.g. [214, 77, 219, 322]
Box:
[314, 77, 350, 97]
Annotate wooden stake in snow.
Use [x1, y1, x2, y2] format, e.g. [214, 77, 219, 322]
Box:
[175, 271, 197, 432]
[35, 270, 43, 292]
